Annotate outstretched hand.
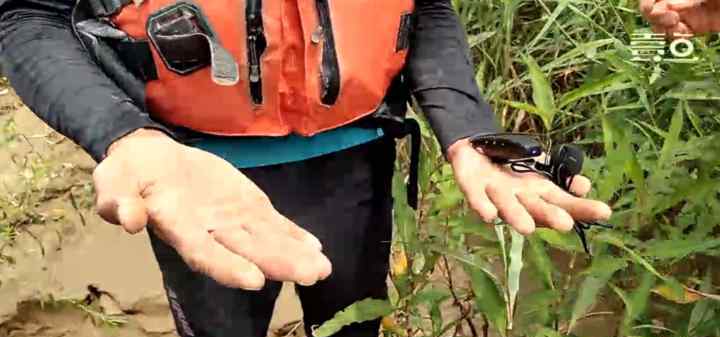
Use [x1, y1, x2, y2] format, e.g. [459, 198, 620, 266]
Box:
[640, 0, 720, 36]
[448, 139, 612, 235]
[93, 129, 332, 290]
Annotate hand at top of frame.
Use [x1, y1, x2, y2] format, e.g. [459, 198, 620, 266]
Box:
[640, 0, 720, 36]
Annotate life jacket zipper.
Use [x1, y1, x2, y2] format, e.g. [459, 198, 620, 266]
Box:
[246, 0, 266, 105]
[315, 0, 340, 105]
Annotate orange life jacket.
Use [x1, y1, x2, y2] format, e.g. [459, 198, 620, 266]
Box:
[105, 0, 414, 136]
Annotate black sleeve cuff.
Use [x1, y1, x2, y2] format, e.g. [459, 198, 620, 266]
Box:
[406, 0, 502, 154]
[84, 102, 175, 162]
[414, 88, 500, 151]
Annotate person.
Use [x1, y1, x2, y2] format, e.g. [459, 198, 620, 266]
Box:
[0, 1, 612, 336]
[641, 0, 720, 35]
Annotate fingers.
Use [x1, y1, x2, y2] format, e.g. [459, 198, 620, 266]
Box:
[541, 186, 613, 223]
[162, 224, 266, 290]
[486, 184, 536, 235]
[200, 203, 324, 251]
[648, 1, 681, 28]
[275, 215, 324, 251]
[640, 0, 658, 15]
[212, 226, 332, 286]
[652, 23, 668, 34]
[641, 0, 702, 37]
[641, 0, 682, 35]
[93, 160, 148, 234]
[199, 204, 332, 286]
[666, 0, 705, 10]
[463, 184, 499, 223]
[569, 175, 592, 197]
[667, 21, 694, 37]
[516, 192, 574, 232]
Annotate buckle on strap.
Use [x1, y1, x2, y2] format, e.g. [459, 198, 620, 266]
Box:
[87, 0, 131, 16]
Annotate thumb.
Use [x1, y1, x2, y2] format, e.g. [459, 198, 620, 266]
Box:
[114, 197, 149, 234]
[93, 160, 149, 234]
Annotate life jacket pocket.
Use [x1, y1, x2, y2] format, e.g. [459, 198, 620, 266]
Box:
[147, 2, 239, 85]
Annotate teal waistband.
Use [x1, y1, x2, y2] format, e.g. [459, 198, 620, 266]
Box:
[189, 126, 384, 169]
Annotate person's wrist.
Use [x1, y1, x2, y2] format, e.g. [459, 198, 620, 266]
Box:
[106, 128, 174, 157]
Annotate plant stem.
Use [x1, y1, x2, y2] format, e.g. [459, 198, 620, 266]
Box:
[442, 256, 479, 337]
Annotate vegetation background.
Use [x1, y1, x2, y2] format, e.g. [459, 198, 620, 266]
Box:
[2, 0, 720, 337]
[315, 1, 720, 336]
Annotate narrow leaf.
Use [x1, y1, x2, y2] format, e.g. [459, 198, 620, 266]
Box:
[596, 233, 665, 280]
[524, 55, 557, 129]
[643, 238, 720, 262]
[496, 225, 508, 267]
[658, 101, 684, 169]
[465, 257, 507, 337]
[688, 270, 717, 335]
[525, 0, 570, 51]
[652, 284, 703, 304]
[528, 235, 555, 290]
[313, 299, 395, 337]
[558, 73, 631, 108]
[502, 100, 541, 116]
[621, 271, 655, 334]
[568, 256, 626, 332]
[544, 39, 614, 72]
[534, 228, 582, 252]
[507, 229, 525, 329]
[661, 80, 720, 101]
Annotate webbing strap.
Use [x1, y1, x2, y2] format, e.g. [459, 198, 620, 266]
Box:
[362, 115, 421, 210]
[404, 119, 421, 210]
[76, 19, 158, 82]
[87, 0, 130, 16]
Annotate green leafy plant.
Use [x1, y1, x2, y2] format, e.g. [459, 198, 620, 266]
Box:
[316, 1, 720, 336]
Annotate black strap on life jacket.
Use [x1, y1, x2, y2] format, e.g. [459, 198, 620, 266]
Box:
[87, 0, 130, 16]
[360, 106, 421, 210]
[395, 118, 421, 210]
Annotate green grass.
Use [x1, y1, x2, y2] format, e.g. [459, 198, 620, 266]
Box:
[319, 1, 720, 336]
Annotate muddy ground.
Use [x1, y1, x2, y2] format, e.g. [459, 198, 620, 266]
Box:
[0, 89, 304, 337]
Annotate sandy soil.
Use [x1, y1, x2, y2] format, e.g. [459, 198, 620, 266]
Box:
[0, 90, 304, 337]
